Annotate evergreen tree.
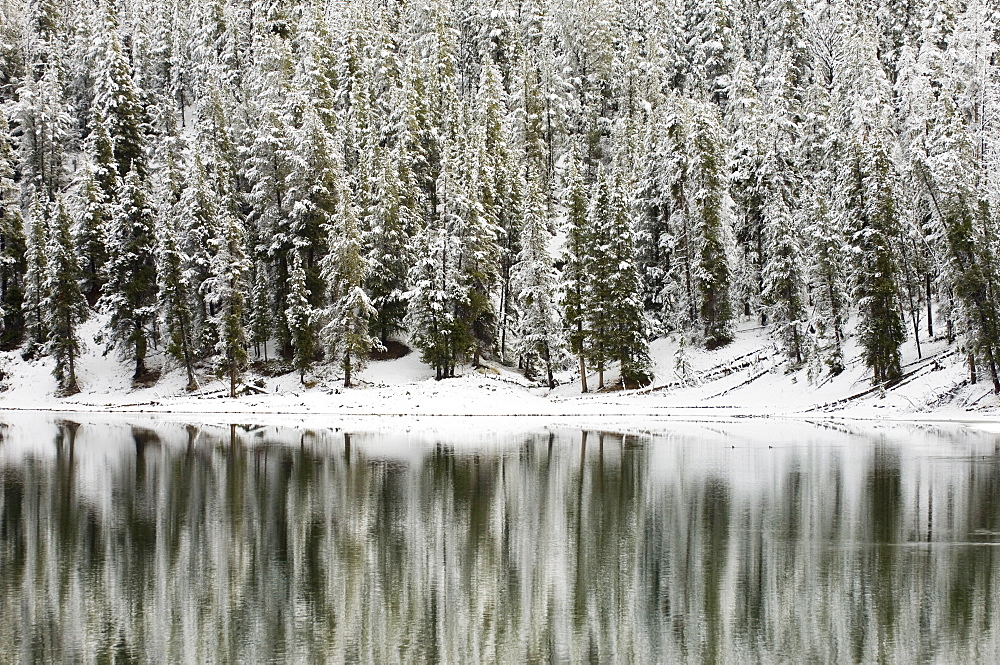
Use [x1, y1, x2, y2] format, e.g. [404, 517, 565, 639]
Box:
[45, 198, 87, 394]
[406, 207, 461, 380]
[477, 58, 521, 360]
[23, 193, 48, 353]
[13, 57, 71, 200]
[321, 176, 378, 388]
[101, 171, 158, 380]
[690, 104, 734, 349]
[0, 114, 26, 349]
[363, 143, 419, 345]
[846, 140, 906, 383]
[284, 102, 336, 309]
[92, 7, 147, 178]
[805, 178, 849, 375]
[285, 248, 315, 382]
[155, 197, 197, 390]
[584, 169, 615, 389]
[561, 154, 591, 392]
[247, 254, 273, 361]
[761, 190, 807, 364]
[208, 212, 249, 398]
[178, 154, 219, 354]
[513, 168, 563, 388]
[606, 171, 652, 386]
[74, 162, 110, 305]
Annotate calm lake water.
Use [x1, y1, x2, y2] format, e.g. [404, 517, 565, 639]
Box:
[1, 416, 999, 662]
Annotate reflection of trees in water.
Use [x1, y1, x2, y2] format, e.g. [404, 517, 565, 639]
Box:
[0, 421, 999, 661]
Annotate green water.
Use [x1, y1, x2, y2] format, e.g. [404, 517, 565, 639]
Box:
[1, 418, 998, 662]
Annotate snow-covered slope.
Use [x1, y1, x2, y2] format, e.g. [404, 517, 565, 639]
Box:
[0, 314, 996, 421]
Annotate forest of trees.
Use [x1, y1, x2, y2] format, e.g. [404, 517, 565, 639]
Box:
[0, 0, 998, 395]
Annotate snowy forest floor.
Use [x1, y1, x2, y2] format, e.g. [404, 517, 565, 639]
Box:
[0, 315, 997, 425]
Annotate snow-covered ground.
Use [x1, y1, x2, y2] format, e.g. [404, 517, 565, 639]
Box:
[0, 315, 997, 424]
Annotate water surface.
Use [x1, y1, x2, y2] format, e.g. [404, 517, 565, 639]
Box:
[1, 416, 998, 662]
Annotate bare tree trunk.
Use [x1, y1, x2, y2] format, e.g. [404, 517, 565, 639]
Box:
[344, 353, 352, 388]
[543, 344, 554, 389]
[578, 355, 588, 393]
[987, 346, 1000, 394]
[926, 273, 934, 338]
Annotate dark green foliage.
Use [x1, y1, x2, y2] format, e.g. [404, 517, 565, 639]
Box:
[45, 199, 88, 394]
[585, 169, 651, 389]
[93, 11, 147, 179]
[156, 207, 197, 390]
[849, 143, 905, 384]
[691, 109, 733, 350]
[101, 171, 159, 379]
[75, 164, 109, 305]
[561, 156, 591, 392]
[0, 116, 26, 349]
[210, 213, 249, 398]
[939, 198, 1000, 393]
[285, 248, 315, 382]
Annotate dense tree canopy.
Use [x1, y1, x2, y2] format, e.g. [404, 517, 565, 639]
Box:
[0, 0, 998, 391]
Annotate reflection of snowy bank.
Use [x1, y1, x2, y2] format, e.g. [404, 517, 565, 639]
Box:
[1, 418, 999, 662]
[0, 318, 997, 421]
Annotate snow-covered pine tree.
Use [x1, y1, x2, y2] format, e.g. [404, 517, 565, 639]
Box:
[454, 108, 500, 368]
[12, 57, 72, 201]
[561, 153, 592, 392]
[74, 162, 109, 305]
[682, 0, 739, 105]
[45, 197, 87, 394]
[406, 218, 457, 379]
[285, 247, 315, 383]
[0, 114, 26, 349]
[726, 59, 768, 324]
[606, 168, 652, 387]
[321, 174, 378, 388]
[101, 170, 159, 380]
[364, 141, 420, 346]
[837, 18, 906, 385]
[23, 192, 48, 354]
[155, 191, 197, 391]
[513, 166, 563, 388]
[848, 139, 906, 384]
[178, 154, 219, 354]
[584, 167, 615, 390]
[408, 98, 497, 378]
[282, 101, 336, 356]
[247, 256, 273, 361]
[689, 102, 734, 349]
[208, 212, 249, 398]
[92, 6, 147, 178]
[477, 57, 521, 361]
[804, 176, 849, 376]
[244, 92, 294, 354]
[761, 189, 807, 364]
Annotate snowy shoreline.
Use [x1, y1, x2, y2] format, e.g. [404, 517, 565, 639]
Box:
[2, 318, 997, 428]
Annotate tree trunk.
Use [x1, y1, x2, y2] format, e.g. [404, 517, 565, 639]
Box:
[926, 273, 933, 338]
[987, 346, 1000, 395]
[543, 344, 554, 390]
[578, 354, 588, 393]
[344, 353, 352, 388]
[67, 315, 77, 393]
[134, 324, 147, 379]
[230, 362, 237, 398]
